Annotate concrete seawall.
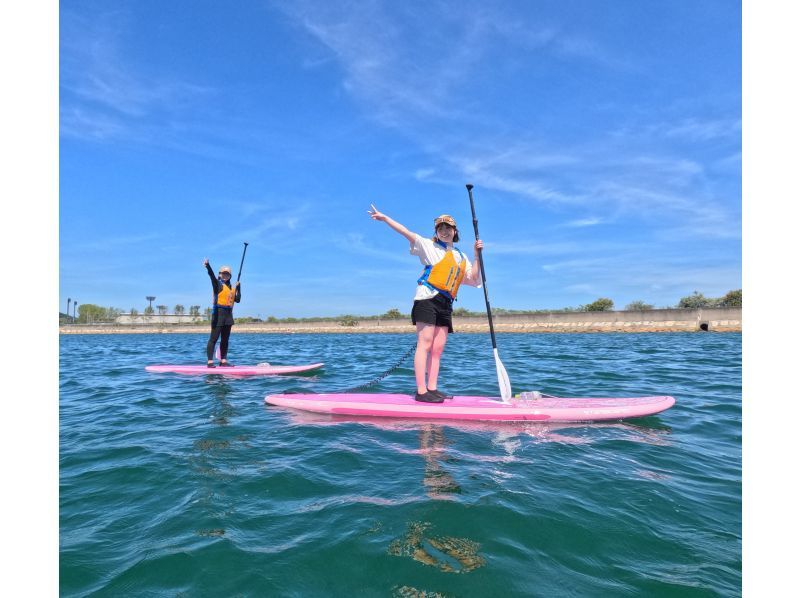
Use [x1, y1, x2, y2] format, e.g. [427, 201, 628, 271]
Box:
[59, 307, 742, 334]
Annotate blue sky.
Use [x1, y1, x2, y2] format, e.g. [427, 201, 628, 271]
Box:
[59, 0, 741, 318]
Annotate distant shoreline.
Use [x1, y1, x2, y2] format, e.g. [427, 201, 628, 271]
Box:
[59, 307, 742, 335]
[59, 325, 741, 335]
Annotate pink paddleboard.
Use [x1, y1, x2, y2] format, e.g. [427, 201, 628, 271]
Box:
[264, 393, 675, 422]
[146, 363, 324, 376]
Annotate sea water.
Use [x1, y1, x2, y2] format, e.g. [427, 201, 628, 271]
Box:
[60, 332, 741, 596]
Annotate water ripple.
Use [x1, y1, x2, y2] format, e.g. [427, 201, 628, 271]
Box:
[60, 332, 741, 596]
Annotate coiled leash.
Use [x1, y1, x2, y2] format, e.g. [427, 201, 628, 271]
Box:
[279, 340, 556, 398]
[338, 342, 418, 394]
[282, 342, 417, 395]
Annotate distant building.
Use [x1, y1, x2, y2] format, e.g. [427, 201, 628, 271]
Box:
[115, 313, 206, 325]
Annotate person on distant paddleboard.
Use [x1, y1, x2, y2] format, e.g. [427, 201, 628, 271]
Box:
[368, 205, 483, 403]
[203, 259, 241, 367]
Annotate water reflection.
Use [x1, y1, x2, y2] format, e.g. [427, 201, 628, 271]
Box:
[190, 378, 239, 538]
[279, 408, 672, 447]
[205, 377, 234, 426]
[418, 425, 460, 500]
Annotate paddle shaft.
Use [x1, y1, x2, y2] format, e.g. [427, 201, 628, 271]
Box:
[236, 242, 249, 282]
[466, 184, 499, 350]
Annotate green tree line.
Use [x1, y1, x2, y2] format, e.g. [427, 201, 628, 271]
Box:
[64, 304, 207, 324]
[62, 290, 741, 325]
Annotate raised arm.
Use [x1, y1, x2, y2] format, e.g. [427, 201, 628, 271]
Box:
[203, 259, 219, 291]
[367, 204, 417, 244]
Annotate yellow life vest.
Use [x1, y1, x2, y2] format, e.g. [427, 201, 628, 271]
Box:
[418, 245, 466, 300]
[215, 283, 235, 308]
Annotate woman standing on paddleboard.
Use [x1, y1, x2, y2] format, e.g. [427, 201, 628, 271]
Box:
[368, 205, 483, 403]
[203, 259, 241, 367]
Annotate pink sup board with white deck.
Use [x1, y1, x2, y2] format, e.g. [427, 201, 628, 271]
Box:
[146, 363, 324, 376]
[264, 393, 675, 422]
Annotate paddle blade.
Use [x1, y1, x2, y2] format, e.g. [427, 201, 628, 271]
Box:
[494, 348, 512, 402]
[214, 345, 221, 360]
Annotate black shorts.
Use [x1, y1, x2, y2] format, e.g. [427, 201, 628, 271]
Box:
[211, 307, 234, 328]
[411, 293, 454, 333]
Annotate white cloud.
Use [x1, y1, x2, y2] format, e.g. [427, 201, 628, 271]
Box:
[276, 2, 740, 244]
[65, 233, 163, 253]
[612, 116, 741, 144]
[61, 9, 212, 119]
[461, 169, 585, 205]
[332, 232, 410, 264]
[541, 258, 608, 273]
[59, 106, 130, 141]
[553, 34, 636, 71]
[59, 6, 235, 157]
[565, 217, 602, 227]
[660, 118, 741, 142]
[489, 241, 581, 256]
[440, 139, 738, 239]
[278, 1, 622, 128]
[231, 216, 301, 246]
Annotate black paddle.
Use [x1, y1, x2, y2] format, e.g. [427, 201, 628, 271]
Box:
[466, 184, 512, 401]
[236, 242, 249, 282]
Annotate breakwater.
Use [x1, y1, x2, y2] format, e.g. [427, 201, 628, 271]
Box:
[59, 307, 741, 334]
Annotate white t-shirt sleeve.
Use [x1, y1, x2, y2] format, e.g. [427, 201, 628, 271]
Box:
[410, 234, 436, 300]
[410, 234, 439, 265]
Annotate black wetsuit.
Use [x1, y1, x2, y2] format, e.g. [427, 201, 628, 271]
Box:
[206, 263, 241, 361]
